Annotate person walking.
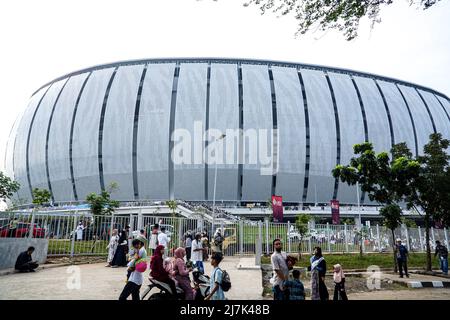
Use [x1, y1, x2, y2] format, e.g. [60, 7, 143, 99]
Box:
[111, 225, 130, 267]
[435, 240, 448, 275]
[395, 239, 409, 278]
[333, 264, 348, 301]
[270, 239, 289, 300]
[106, 229, 119, 267]
[118, 238, 147, 300]
[309, 247, 329, 301]
[15, 246, 39, 272]
[184, 231, 192, 261]
[205, 252, 225, 300]
[201, 232, 209, 261]
[191, 233, 205, 274]
[75, 222, 84, 241]
[149, 224, 159, 255]
[174, 247, 194, 300]
[158, 227, 170, 256]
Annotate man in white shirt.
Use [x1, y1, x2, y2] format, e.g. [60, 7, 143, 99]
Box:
[191, 233, 205, 273]
[157, 227, 169, 256]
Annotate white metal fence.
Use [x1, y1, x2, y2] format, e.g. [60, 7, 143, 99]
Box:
[0, 211, 448, 257]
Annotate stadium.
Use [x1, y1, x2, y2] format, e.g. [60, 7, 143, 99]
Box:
[4, 58, 450, 211]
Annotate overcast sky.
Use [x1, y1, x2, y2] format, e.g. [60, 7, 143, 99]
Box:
[1, 0, 449, 177]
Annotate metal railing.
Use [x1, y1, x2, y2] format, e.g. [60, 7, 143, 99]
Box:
[0, 211, 448, 257]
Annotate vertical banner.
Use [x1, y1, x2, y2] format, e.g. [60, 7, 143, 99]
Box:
[272, 195, 283, 222]
[331, 200, 340, 225]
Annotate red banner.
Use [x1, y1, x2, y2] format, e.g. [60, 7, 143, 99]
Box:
[272, 195, 283, 222]
[331, 200, 340, 225]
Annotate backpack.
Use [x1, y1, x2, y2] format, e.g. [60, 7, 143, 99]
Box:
[214, 268, 231, 292]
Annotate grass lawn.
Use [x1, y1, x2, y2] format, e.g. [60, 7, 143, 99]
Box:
[261, 252, 442, 271]
[48, 239, 109, 255]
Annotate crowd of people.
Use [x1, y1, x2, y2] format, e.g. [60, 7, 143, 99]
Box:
[108, 222, 229, 301]
[270, 238, 449, 301]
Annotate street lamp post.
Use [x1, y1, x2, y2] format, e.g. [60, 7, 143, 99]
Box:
[212, 134, 226, 234]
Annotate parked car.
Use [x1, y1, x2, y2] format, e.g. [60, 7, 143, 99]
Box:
[0, 222, 45, 238]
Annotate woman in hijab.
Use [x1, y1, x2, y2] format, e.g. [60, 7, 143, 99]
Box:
[150, 244, 177, 296]
[106, 229, 119, 267]
[333, 264, 348, 301]
[111, 226, 130, 267]
[173, 247, 194, 300]
[309, 246, 329, 301]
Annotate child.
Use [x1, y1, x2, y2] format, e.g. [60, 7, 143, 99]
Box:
[118, 238, 147, 300]
[283, 269, 305, 300]
[205, 252, 225, 300]
[333, 264, 348, 301]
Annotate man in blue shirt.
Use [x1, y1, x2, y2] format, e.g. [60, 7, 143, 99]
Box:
[396, 239, 409, 278]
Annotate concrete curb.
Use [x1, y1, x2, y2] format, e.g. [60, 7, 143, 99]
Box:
[0, 263, 71, 276]
[406, 281, 450, 288]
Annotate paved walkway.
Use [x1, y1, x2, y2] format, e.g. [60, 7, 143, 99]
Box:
[0, 256, 262, 300]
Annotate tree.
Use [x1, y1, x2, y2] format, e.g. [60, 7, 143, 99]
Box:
[294, 213, 310, 259]
[242, 0, 442, 40]
[380, 204, 403, 272]
[0, 171, 20, 202]
[403, 133, 450, 271]
[332, 141, 419, 261]
[86, 182, 120, 216]
[167, 200, 178, 217]
[32, 188, 51, 208]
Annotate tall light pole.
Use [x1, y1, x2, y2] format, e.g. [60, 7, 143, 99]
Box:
[356, 181, 361, 228]
[212, 134, 226, 234]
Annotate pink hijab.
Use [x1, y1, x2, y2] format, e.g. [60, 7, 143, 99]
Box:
[174, 247, 186, 259]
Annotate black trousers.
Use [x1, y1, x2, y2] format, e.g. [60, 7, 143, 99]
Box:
[119, 281, 141, 301]
[333, 282, 348, 301]
[398, 259, 408, 277]
[186, 247, 191, 261]
[16, 262, 39, 272]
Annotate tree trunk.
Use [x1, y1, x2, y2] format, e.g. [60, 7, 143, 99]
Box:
[391, 229, 397, 273]
[425, 215, 432, 272]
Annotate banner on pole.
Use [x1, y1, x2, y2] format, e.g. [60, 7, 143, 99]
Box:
[272, 195, 283, 222]
[331, 200, 340, 225]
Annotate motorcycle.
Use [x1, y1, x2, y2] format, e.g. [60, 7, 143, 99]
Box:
[141, 267, 210, 300]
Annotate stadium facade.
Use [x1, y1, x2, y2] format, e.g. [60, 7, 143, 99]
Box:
[4, 58, 450, 206]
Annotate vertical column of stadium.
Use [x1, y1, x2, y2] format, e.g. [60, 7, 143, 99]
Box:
[132, 64, 149, 200]
[324, 72, 341, 201]
[297, 71, 310, 203]
[350, 76, 369, 204]
[204, 63, 211, 200]
[237, 63, 244, 202]
[26, 85, 53, 201]
[433, 94, 450, 122]
[45, 78, 70, 203]
[396, 83, 419, 157]
[374, 80, 395, 149]
[98, 67, 119, 192]
[169, 63, 181, 200]
[69, 72, 92, 201]
[416, 89, 437, 134]
[268, 66, 278, 197]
